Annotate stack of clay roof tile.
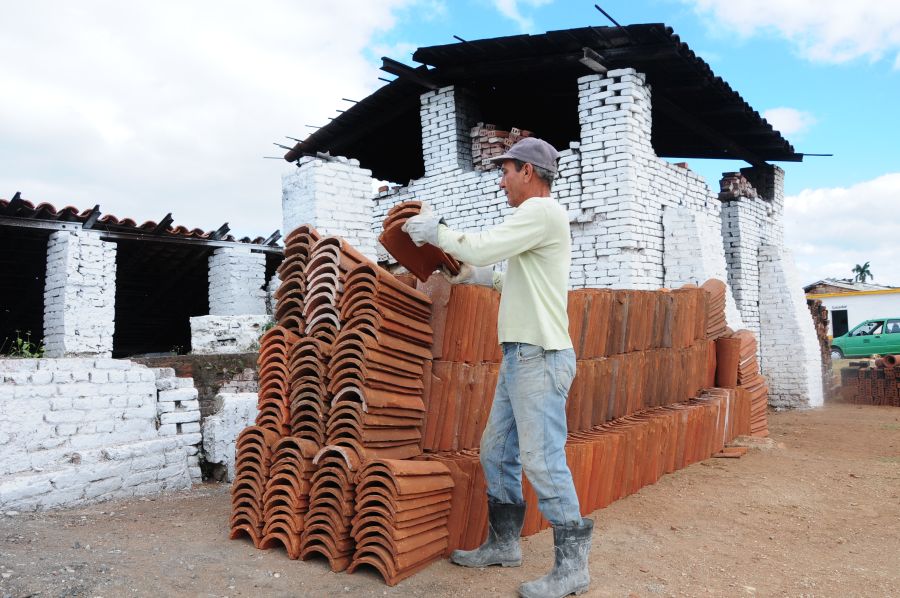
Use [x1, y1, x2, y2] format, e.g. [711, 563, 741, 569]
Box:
[420, 275, 502, 362]
[417, 276, 503, 451]
[275, 225, 322, 335]
[565, 343, 709, 431]
[300, 445, 360, 571]
[422, 361, 501, 452]
[257, 326, 300, 436]
[326, 263, 433, 459]
[701, 279, 729, 340]
[347, 459, 453, 585]
[469, 123, 533, 171]
[732, 330, 770, 436]
[567, 287, 707, 356]
[378, 201, 460, 282]
[258, 436, 318, 558]
[422, 387, 751, 548]
[416, 277, 711, 452]
[230, 426, 279, 547]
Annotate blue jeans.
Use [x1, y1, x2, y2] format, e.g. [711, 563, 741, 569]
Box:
[480, 342, 581, 526]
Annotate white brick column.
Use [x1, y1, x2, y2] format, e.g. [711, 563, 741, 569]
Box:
[420, 85, 476, 177]
[758, 244, 824, 408]
[207, 247, 266, 316]
[281, 156, 377, 259]
[43, 230, 116, 358]
[576, 69, 660, 289]
[720, 166, 785, 340]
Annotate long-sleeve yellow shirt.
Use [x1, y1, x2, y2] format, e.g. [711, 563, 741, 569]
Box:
[435, 196, 573, 350]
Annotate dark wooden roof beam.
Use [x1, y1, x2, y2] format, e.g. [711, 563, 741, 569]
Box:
[5, 192, 24, 216]
[152, 213, 175, 235]
[210, 223, 230, 241]
[381, 58, 440, 90]
[82, 204, 101, 229]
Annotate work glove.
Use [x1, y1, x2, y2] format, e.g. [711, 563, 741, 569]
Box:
[401, 202, 444, 247]
[441, 263, 495, 287]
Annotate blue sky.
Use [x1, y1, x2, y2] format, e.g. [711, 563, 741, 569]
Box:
[2, 0, 898, 285]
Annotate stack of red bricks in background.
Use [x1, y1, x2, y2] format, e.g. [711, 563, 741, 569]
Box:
[841, 355, 900, 406]
[807, 299, 835, 398]
[470, 123, 533, 171]
[231, 225, 455, 585]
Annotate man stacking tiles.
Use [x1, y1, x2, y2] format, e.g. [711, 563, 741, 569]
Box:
[403, 137, 593, 598]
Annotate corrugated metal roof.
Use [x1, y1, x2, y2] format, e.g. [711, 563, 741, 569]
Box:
[284, 23, 802, 183]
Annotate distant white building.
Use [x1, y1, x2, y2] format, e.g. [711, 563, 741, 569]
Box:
[805, 279, 900, 338]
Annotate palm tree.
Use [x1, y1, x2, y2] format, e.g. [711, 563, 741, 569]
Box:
[852, 262, 874, 283]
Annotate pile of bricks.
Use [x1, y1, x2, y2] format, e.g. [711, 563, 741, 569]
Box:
[231, 221, 760, 586]
[231, 225, 456, 585]
[423, 388, 750, 545]
[807, 299, 835, 397]
[840, 359, 900, 406]
[713, 330, 769, 436]
[347, 459, 453, 584]
[469, 123, 532, 171]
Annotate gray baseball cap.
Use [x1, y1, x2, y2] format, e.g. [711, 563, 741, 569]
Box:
[488, 137, 560, 175]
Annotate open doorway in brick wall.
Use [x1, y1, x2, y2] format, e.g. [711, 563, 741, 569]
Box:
[0, 225, 47, 355]
[112, 239, 210, 358]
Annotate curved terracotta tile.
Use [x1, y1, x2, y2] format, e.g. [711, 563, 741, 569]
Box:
[260, 526, 302, 559]
[285, 224, 321, 244]
[229, 523, 263, 547]
[274, 276, 307, 301]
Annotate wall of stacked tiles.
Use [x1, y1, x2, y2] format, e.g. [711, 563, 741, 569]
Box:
[0, 359, 202, 511]
[413, 276, 757, 550]
[43, 230, 116, 358]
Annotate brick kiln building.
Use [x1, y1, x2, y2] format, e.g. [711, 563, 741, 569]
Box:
[280, 24, 823, 409]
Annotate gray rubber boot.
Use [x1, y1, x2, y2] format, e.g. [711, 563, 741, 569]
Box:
[518, 518, 593, 598]
[449, 501, 526, 568]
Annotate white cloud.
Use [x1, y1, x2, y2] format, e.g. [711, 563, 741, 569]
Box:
[0, 1, 421, 238]
[762, 107, 817, 136]
[784, 173, 900, 286]
[490, 0, 553, 32]
[686, 0, 900, 65]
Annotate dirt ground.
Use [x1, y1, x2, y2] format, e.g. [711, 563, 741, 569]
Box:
[2, 402, 899, 598]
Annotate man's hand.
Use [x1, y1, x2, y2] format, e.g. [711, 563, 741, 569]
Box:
[401, 203, 443, 247]
[441, 263, 495, 287]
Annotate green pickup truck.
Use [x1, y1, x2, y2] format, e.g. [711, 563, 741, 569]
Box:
[830, 317, 900, 359]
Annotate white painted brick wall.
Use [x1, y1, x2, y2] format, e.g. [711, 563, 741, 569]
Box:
[282, 156, 378, 259]
[0, 358, 201, 510]
[43, 231, 116, 357]
[201, 392, 258, 482]
[208, 247, 267, 316]
[758, 245, 824, 408]
[663, 207, 744, 329]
